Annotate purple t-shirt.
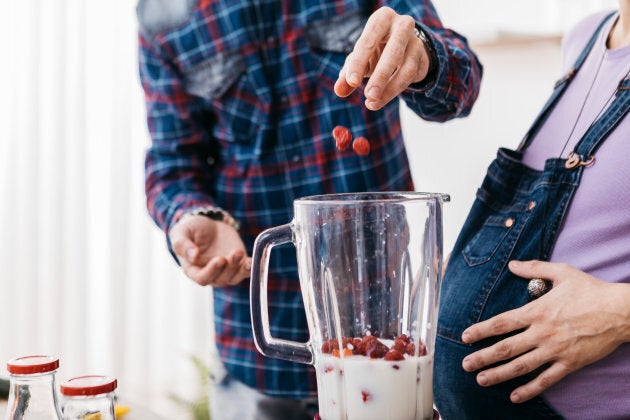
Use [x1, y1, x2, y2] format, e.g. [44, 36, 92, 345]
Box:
[522, 11, 630, 418]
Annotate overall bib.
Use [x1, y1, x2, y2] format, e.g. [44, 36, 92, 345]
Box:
[434, 12, 630, 419]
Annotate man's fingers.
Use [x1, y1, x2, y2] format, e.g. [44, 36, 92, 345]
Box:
[172, 236, 198, 263]
[229, 249, 251, 274]
[366, 51, 420, 110]
[469, 347, 545, 384]
[510, 362, 569, 403]
[463, 334, 537, 373]
[364, 16, 413, 103]
[242, 256, 252, 274]
[462, 307, 531, 344]
[508, 260, 572, 285]
[335, 7, 425, 107]
[216, 251, 245, 284]
[183, 257, 227, 286]
[183, 253, 250, 287]
[334, 65, 356, 97]
[344, 8, 394, 87]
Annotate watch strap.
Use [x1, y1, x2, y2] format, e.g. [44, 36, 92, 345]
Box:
[186, 206, 240, 231]
[413, 24, 439, 88]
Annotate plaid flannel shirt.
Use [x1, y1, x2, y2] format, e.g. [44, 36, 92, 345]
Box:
[138, 0, 481, 398]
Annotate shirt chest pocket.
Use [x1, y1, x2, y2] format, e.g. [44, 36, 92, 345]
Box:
[182, 50, 262, 144]
[305, 10, 368, 106]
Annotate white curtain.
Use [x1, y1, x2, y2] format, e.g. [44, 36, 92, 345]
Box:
[0, 0, 618, 417]
[0, 0, 209, 416]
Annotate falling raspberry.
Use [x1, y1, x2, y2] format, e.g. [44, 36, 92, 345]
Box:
[352, 136, 370, 156]
[332, 125, 352, 151]
[361, 390, 372, 403]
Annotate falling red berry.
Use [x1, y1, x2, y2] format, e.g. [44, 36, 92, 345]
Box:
[332, 125, 352, 151]
[361, 390, 372, 402]
[352, 137, 370, 156]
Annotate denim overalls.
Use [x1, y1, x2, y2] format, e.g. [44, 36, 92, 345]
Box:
[434, 12, 629, 419]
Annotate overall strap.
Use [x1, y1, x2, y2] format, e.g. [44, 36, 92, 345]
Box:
[570, 77, 630, 163]
[517, 11, 617, 151]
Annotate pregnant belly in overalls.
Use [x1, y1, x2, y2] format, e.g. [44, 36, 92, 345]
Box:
[434, 149, 578, 419]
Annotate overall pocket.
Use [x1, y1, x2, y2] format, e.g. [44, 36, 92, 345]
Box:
[463, 214, 515, 266]
[438, 179, 536, 341]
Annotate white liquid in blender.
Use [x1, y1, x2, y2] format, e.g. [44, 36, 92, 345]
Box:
[316, 351, 434, 420]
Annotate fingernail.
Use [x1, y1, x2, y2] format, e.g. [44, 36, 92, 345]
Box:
[511, 392, 521, 403]
[349, 72, 360, 85]
[477, 373, 487, 386]
[462, 357, 471, 370]
[368, 86, 380, 99]
[244, 262, 251, 271]
[186, 248, 196, 259]
[509, 260, 522, 268]
[462, 331, 471, 342]
[215, 260, 226, 268]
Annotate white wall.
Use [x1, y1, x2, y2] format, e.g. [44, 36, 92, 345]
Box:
[433, 0, 618, 40]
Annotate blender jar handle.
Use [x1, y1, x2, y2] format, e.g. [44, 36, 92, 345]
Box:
[250, 223, 313, 365]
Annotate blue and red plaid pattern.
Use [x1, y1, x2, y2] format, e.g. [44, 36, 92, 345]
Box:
[139, 0, 481, 398]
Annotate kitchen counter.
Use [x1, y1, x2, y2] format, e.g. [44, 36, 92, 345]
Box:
[0, 399, 172, 420]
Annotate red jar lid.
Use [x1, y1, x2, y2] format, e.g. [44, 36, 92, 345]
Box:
[60, 375, 117, 396]
[7, 355, 60, 374]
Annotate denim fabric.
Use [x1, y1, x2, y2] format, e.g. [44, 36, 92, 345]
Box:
[435, 149, 577, 420]
[434, 12, 629, 419]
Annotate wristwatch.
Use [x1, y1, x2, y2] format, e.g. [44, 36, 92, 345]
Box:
[187, 206, 240, 231]
[414, 24, 438, 87]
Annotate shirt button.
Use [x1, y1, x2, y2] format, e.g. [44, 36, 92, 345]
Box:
[504, 217, 514, 228]
[207, 156, 215, 166]
[292, 155, 301, 163]
[528, 201, 536, 210]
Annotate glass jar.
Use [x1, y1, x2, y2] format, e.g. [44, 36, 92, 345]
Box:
[4, 355, 63, 419]
[60, 376, 117, 420]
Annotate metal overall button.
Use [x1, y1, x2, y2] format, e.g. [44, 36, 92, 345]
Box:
[565, 152, 595, 169]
